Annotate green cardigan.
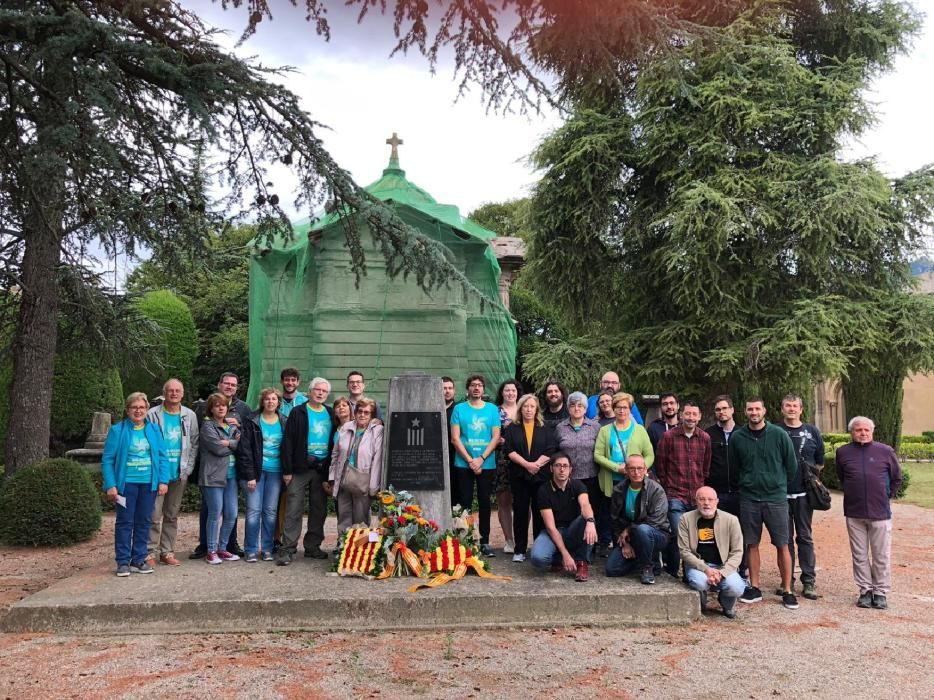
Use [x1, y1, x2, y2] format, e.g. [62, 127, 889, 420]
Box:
[594, 422, 655, 497]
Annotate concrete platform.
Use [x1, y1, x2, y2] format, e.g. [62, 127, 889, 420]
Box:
[1, 555, 699, 634]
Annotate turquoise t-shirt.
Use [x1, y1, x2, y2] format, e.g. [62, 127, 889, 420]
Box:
[625, 486, 641, 521]
[224, 424, 236, 480]
[162, 411, 182, 481]
[279, 392, 306, 418]
[610, 422, 635, 481]
[125, 425, 153, 484]
[450, 401, 500, 471]
[261, 417, 283, 472]
[348, 428, 366, 468]
[306, 405, 332, 458]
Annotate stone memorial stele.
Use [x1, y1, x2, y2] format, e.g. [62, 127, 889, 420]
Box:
[382, 372, 452, 530]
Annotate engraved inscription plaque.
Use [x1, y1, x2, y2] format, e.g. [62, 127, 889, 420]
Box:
[386, 411, 445, 491]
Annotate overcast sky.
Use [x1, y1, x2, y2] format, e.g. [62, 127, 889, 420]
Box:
[186, 0, 933, 219]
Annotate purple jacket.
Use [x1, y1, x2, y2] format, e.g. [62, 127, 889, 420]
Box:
[835, 441, 902, 520]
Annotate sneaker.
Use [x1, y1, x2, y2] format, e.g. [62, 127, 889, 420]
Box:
[188, 546, 206, 560]
[160, 553, 181, 566]
[640, 566, 655, 585]
[872, 593, 888, 610]
[245, 552, 258, 563]
[740, 586, 763, 604]
[503, 540, 515, 554]
[262, 552, 274, 562]
[480, 544, 496, 558]
[575, 561, 589, 583]
[857, 591, 873, 608]
[802, 582, 817, 600]
[304, 547, 328, 560]
[774, 587, 784, 597]
[782, 591, 799, 610]
[512, 552, 526, 563]
[205, 552, 222, 565]
[217, 550, 240, 562]
[129, 562, 154, 574]
[115, 564, 131, 577]
[277, 553, 293, 566]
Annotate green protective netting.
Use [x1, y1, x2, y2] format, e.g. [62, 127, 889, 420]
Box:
[246, 160, 517, 407]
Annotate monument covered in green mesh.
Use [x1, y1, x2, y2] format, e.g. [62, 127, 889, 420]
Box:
[246, 137, 517, 406]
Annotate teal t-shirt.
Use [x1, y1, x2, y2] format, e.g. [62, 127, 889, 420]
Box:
[610, 422, 636, 481]
[279, 392, 306, 418]
[261, 417, 283, 472]
[625, 486, 641, 521]
[162, 411, 182, 481]
[224, 424, 236, 480]
[306, 405, 332, 458]
[450, 401, 500, 470]
[125, 425, 153, 484]
[348, 428, 366, 468]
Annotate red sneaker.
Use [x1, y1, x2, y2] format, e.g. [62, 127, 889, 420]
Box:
[205, 552, 222, 565]
[575, 560, 589, 582]
[217, 550, 240, 562]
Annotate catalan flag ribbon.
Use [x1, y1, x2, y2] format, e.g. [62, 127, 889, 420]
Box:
[408, 555, 511, 592]
[376, 541, 423, 579]
[336, 527, 383, 577]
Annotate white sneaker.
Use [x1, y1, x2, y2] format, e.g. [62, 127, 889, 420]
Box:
[512, 552, 526, 563]
[503, 540, 515, 554]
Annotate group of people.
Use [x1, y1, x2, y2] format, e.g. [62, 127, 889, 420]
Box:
[100, 368, 903, 618]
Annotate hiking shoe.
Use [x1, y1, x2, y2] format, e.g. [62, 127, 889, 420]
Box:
[262, 552, 274, 562]
[640, 566, 655, 585]
[217, 550, 240, 562]
[872, 593, 888, 610]
[480, 544, 496, 558]
[740, 586, 762, 603]
[145, 555, 157, 568]
[512, 552, 526, 563]
[245, 552, 258, 563]
[129, 562, 154, 574]
[857, 591, 873, 608]
[277, 553, 293, 566]
[205, 552, 222, 565]
[575, 561, 589, 583]
[802, 582, 817, 600]
[160, 553, 181, 566]
[188, 546, 206, 560]
[304, 547, 328, 559]
[503, 540, 515, 554]
[115, 564, 131, 577]
[782, 591, 799, 610]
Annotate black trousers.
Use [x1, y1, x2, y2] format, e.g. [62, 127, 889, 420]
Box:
[454, 468, 494, 545]
[511, 476, 545, 555]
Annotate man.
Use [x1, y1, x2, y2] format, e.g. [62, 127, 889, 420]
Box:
[450, 374, 501, 558]
[279, 367, 307, 417]
[278, 377, 339, 565]
[541, 381, 569, 426]
[346, 370, 381, 419]
[442, 376, 459, 506]
[779, 394, 825, 600]
[729, 398, 798, 609]
[605, 454, 669, 584]
[836, 417, 902, 610]
[648, 392, 680, 453]
[585, 371, 644, 424]
[678, 486, 745, 619]
[530, 452, 598, 582]
[655, 401, 711, 578]
[705, 395, 746, 580]
[146, 378, 199, 566]
[190, 372, 251, 559]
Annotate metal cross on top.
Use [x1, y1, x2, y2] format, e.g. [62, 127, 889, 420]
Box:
[386, 132, 403, 161]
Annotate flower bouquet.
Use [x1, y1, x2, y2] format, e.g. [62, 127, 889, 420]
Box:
[375, 488, 442, 578]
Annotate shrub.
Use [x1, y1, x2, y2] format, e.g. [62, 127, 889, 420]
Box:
[0, 458, 102, 546]
[822, 454, 910, 499]
[899, 443, 934, 460]
[51, 351, 124, 451]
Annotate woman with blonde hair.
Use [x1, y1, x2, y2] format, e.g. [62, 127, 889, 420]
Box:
[503, 393, 557, 562]
[329, 397, 383, 533]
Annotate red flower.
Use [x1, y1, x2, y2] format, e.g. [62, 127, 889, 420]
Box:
[397, 516, 406, 526]
[428, 520, 439, 530]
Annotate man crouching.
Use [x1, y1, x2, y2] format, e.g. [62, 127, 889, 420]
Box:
[529, 452, 598, 582]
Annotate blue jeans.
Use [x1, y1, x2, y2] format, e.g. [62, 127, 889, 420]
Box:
[203, 480, 238, 553]
[114, 482, 157, 566]
[664, 498, 693, 577]
[685, 565, 746, 610]
[241, 472, 282, 555]
[529, 516, 593, 569]
[605, 523, 669, 577]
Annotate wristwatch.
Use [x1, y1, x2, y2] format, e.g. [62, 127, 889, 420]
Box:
[585, 517, 595, 523]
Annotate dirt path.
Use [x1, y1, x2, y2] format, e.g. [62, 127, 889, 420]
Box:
[1, 497, 931, 699]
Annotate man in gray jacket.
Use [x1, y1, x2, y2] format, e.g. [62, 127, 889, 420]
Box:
[146, 378, 199, 566]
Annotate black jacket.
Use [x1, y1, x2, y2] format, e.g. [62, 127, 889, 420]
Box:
[610, 477, 669, 539]
[237, 410, 287, 481]
[705, 424, 740, 494]
[648, 418, 679, 454]
[281, 403, 339, 477]
[503, 421, 557, 482]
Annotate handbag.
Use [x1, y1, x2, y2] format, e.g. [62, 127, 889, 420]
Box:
[803, 461, 832, 511]
[342, 464, 370, 496]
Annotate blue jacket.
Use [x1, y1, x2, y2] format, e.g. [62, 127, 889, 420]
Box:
[101, 419, 171, 493]
[586, 394, 644, 425]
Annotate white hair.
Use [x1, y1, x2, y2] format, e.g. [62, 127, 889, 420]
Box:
[847, 416, 875, 431]
[308, 377, 331, 393]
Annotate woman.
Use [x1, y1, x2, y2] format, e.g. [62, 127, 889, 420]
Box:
[504, 393, 557, 562]
[594, 392, 654, 501]
[237, 388, 286, 562]
[494, 379, 521, 554]
[329, 397, 383, 533]
[332, 396, 353, 426]
[596, 390, 616, 426]
[101, 392, 170, 577]
[200, 392, 241, 565]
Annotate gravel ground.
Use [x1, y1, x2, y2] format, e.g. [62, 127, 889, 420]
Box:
[1, 496, 932, 699]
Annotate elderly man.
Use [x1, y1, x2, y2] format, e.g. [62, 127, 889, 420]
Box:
[585, 371, 644, 424]
[678, 486, 745, 619]
[836, 417, 903, 610]
[146, 378, 199, 566]
[530, 452, 598, 582]
[605, 454, 669, 584]
[278, 377, 340, 565]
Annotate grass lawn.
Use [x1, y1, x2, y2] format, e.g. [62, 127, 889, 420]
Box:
[902, 463, 934, 509]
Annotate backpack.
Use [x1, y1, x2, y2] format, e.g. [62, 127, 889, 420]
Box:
[803, 461, 832, 511]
